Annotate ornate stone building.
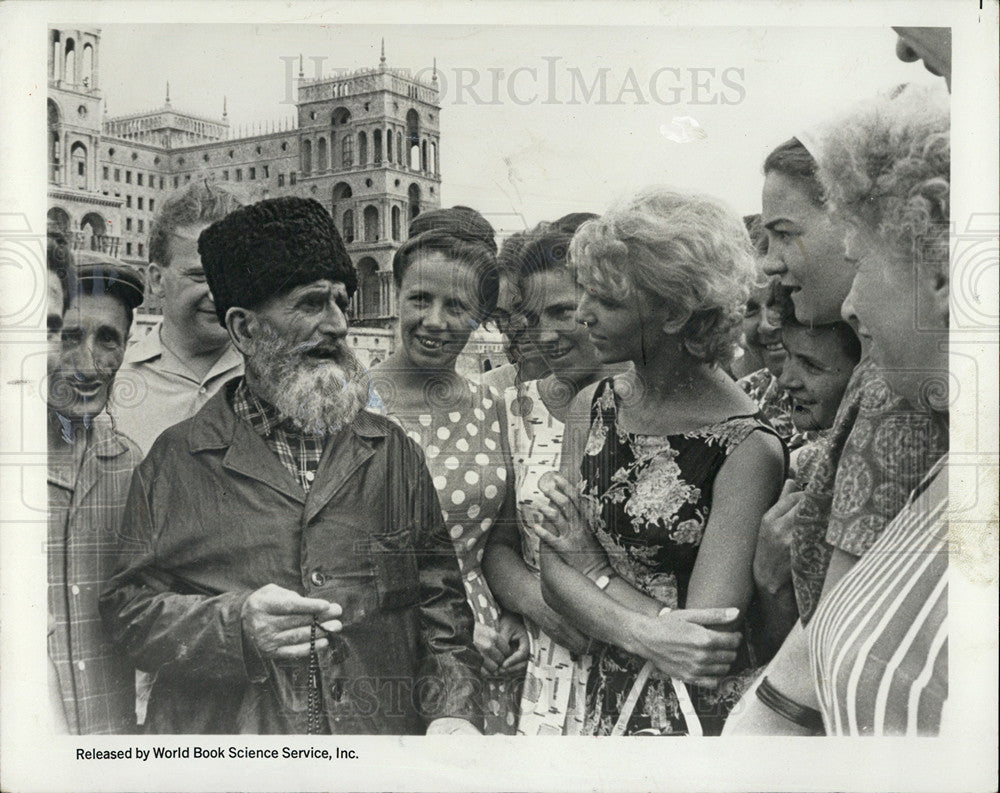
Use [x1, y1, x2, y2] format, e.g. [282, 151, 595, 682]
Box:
[47, 28, 442, 342]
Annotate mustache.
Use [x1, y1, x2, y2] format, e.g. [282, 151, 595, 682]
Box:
[291, 338, 344, 354]
[247, 318, 349, 362]
[242, 321, 372, 436]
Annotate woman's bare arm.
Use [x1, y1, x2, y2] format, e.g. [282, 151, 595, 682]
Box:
[538, 545, 741, 687]
[723, 547, 860, 734]
[483, 519, 589, 654]
[751, 480, 806, 658]
[687, 430, 786, 613]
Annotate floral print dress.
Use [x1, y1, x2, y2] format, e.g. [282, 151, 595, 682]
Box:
[580, 379, 780, 736]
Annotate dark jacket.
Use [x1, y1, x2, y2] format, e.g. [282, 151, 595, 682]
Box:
[100, 381, 482, 734]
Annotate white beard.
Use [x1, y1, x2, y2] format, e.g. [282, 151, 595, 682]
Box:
[244, 319, 370, 436]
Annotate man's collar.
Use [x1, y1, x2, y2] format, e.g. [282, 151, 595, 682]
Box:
[124, 326, 243, 378]
[232, 379, 286, 439]
[52, 410, 79, 445]
[47, 409, 132, 458]
[350, 407, 392, 438]
[187, 378, 244, 452]
[123, 325, 164, 364]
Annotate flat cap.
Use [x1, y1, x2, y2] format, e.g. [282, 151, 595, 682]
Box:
[73, 252, 146, 311]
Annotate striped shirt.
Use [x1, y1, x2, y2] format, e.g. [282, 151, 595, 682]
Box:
[808, 456, 948, 736]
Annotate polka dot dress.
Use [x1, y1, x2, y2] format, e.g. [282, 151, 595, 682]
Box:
[395, 379, 518, 734]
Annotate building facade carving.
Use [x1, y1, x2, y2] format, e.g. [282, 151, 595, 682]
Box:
[47, 28, 443, 333]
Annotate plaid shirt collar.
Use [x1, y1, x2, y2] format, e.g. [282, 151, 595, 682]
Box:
[232, 378, 287, 439]
[231, 378, 326, 491]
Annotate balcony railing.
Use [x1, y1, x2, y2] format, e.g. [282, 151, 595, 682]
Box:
[71, 232, 122, 258]
[350, 270, 397, 322]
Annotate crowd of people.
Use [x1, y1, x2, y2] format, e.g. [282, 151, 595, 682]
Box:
[47, 29, 952, 737]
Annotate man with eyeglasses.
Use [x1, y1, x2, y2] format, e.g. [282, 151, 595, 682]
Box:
[112, 181, 245, 457]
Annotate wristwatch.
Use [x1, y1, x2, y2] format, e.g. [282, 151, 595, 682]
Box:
[593, 572, 614, 590]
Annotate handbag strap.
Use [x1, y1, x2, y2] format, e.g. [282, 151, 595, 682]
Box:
[610, 608, 704, 736]
[610, 661, 653, 736]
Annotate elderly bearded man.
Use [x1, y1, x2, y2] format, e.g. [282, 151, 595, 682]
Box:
[101, 197, 483, 735]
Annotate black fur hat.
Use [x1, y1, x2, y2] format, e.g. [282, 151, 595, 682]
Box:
[198, 196, 357, 326]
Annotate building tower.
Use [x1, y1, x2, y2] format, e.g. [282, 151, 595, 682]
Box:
[47, 27, 122, 256]
[47, 30, 442, 359]
[295, 45, 442, 328]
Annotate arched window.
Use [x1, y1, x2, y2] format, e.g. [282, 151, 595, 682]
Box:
[373, 129, 382, 164]
[317, 137, 328, 171]
[386, 130, 393, 162]
[358, 132, 368, 167]
[70, 141, 87, 189]
[301, 138, 312, 173]
[342, 209, 354, 243]
[331, 107, 351, 126]
[391, 205, 401, 241]
[407, 183, 421, 222]
[396, 131, 403, 165]
[406, 109, 420, 170]
[50, 31, 61, 81]
[47, 207, 71, 235]
[64, 39, 76, 84]
[431, 141, 438, 174]
[421, 140, 428, 173]
[48, 100, 61, 183]
[81, 212, 106, 251]
[356, 257, 380, 319]
[331, 182, 352, 234]
[342, 135, 353, 167]
[363, 205, 379, 242]
[81, 43, 94, 88]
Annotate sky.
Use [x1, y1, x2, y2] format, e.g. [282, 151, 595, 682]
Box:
[97, 24, 945, 230]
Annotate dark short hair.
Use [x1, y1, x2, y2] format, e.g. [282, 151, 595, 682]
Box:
[743, 213, 769, 257]
[781, 308, 862, 364]
[46, 229, 75, 313]
[496, 229, 532, 281]
[512, 226, 574, 285]
[763, 137, 824, 206]
[506, 213, 597, 286]
[407, 205, 498, 255]
[391, 230, 499, 322]
[550, 212, 599, 234]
